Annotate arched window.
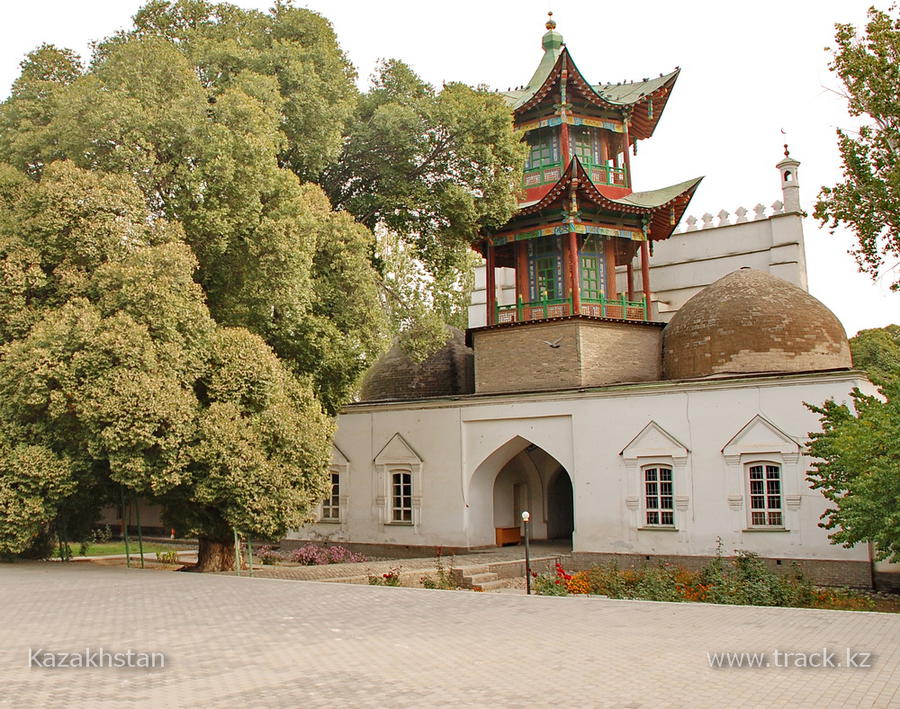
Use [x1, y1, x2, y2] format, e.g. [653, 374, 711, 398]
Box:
[643, 465, 674, 526]
[391, 471, 413, 523]
[747, 462, 782, 527]
[321, 472, 340, 521]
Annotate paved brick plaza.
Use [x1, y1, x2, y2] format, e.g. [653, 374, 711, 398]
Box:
[1, 563, 897, 708]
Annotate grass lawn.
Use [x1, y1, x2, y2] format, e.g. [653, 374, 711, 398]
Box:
[59, 542, 194, 558]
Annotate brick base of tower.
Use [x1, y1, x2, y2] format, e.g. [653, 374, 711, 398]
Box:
[469, 317, 664, 394]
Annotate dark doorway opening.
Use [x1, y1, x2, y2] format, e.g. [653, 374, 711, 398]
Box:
[547, 469, 574, 540]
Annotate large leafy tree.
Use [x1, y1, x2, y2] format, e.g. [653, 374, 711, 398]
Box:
[321, 59, 526, 355]
[814, 7, 900, 290]
[0, 163, 334, 569]
[806, 325, 900, 562]
[0, 1, 524, 567]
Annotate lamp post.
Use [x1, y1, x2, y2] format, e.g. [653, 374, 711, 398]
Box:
[522, 510, 531, 595]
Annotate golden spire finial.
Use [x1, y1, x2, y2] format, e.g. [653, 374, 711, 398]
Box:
[546, 11, 556, 30]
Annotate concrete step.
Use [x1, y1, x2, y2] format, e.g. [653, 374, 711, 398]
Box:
[465, 572, 499, 585]
[461, 570, 501, 591]
[456, 564, 493, 576]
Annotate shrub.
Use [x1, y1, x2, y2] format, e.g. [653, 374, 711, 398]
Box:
[534, 562, 574, 596]
[633, 565, 683, 603]
[576, 544, 820, 607]
[584, 562, 636, 598]
[289, 543, 367, 565]
[421, 552, 458, 590]
[254, 545, 284, 565]
[565, 570, 591, 595]
[155, 550, 180, 564]
[368, 567, 402, 586]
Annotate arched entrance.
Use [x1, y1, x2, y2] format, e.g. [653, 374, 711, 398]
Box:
[467, 436, 574, 547]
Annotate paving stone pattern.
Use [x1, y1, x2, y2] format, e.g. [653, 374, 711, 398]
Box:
[0, 563, 897, 708]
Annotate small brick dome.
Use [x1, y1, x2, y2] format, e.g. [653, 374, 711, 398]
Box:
[663, 269, 852, 380]
[358, 327, 474, 402]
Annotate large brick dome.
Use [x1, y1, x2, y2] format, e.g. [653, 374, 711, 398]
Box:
[663, 269, 852, 380]
[358, 327, 474, 402]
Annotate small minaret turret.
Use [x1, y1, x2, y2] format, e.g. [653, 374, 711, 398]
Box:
[776, 144, 801, 213]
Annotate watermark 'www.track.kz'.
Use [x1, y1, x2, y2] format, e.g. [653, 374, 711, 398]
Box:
[29, 648, 166, 669]
[707, 648, 874, 669]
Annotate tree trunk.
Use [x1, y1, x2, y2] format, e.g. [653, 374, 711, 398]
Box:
[192, 536, 236, 572]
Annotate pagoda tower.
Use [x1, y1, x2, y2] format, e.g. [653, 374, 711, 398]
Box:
[469, 14, 702, 394]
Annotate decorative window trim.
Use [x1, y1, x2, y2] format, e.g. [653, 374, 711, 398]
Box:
[374, 433, 423, 527]
[621, 421, 690, 534]
[722, 415, 801, 531]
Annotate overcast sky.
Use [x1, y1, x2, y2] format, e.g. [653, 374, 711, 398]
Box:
[1, 0, 896, 335]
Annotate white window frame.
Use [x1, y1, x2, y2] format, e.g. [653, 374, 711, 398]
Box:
[390, 470, 413, 524]
[642, 464, 675, 527]
[745, 461, 784, 528]
[320, 471, 341, 522]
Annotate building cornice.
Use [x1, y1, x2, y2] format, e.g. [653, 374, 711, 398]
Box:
[344, 369, 868, 414]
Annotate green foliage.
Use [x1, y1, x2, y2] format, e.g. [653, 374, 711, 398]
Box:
[814, 7, 900, 290]
[804, 325, 900, 562]
[155, 549, 181, 565]
[0, 5, 387, 414]
[806, 380, 900, 562]
[420, 552, 459, 590]
[532, 572, 569, 596]
[322, 59, 526, 354]
[579, 548, 816, 607]
[0, 441, 74, 555]
[0, 162, 334, 557]
[0, 1, 526, 563]
[850, 324, 900, 386]
[368, 567, 402, 586]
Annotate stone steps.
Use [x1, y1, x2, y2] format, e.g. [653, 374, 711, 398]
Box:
[462, 571, 503, 591]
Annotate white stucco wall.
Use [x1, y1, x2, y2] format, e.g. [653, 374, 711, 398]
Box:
[646, 209, 808, 321]
[294, 370, 873, 566]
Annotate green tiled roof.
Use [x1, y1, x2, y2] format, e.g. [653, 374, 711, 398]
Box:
[502, 28, 678, 111]
[613, 177, 704, 209]
[592, 71, 680, 105]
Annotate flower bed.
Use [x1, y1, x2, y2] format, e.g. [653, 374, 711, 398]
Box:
[254, 543, 367, 566]
[532, 549, 895, 611]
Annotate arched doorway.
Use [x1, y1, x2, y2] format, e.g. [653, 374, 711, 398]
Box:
[547, 469, 574, 540]
[468, 436, 573, 547]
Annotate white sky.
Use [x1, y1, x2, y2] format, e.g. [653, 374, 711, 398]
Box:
[1, 0, 896, 335]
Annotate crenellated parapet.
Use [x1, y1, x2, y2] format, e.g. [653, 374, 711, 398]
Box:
[673, 200, 793, 233]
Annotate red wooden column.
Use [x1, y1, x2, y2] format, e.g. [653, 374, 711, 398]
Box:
[516, 241, 529, 310]
[604, 238, 618, 301]
[640, 239, 652, 312]
[622, 121, 633, 188]
[568, 228, 580, 315]
[626, 262, 635, 301]
[485, 240, 496, 326]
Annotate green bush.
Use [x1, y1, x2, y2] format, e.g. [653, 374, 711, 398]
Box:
[577, 544, 826, 608]
[633, 565, 683, 603]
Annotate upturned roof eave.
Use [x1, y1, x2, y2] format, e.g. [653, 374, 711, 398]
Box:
[510, 47, 680, 125]
[515, 157, 702, 220]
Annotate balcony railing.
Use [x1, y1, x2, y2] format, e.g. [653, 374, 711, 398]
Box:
[496, 294, 648, 324]
[521, 162, 628, 190]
